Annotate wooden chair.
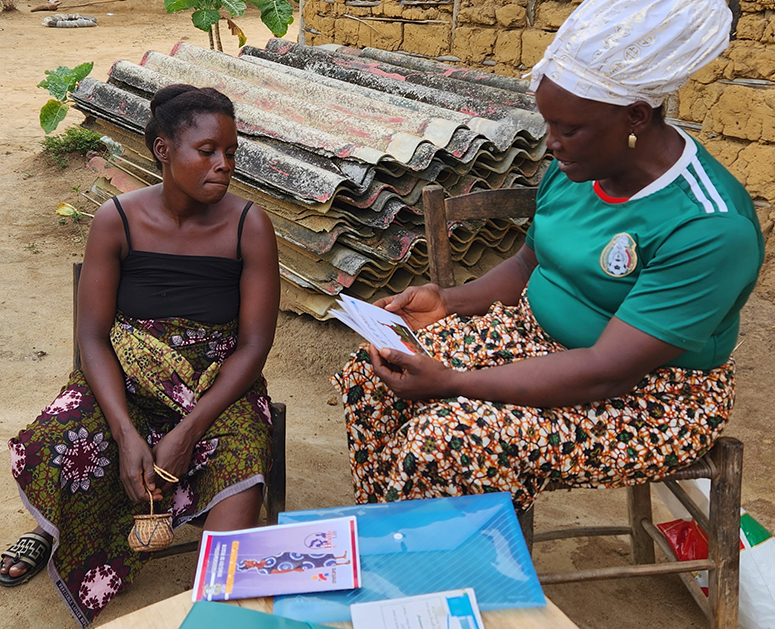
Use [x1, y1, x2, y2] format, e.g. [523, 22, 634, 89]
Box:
[71, 262, 286, 557]
[422, 184, 743, 629]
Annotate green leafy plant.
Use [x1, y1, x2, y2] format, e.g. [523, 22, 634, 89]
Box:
[38, 63, 94, 134]
[165, 0, 295, 51]
[41, 125, 105, 168]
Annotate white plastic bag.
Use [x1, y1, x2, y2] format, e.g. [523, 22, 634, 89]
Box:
[654, 480, 775, 628]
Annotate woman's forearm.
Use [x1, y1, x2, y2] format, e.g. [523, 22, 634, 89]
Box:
[79, 336, 138, 444]
[444, 317, 684, 408]
[448, 346, 631, 408]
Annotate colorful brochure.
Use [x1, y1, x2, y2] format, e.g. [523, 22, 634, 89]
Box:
[351, 588, 484, 629]
[330, 294, 428, 355]
[191, 517, 360, 602]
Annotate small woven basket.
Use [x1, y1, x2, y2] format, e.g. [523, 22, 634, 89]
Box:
[128, 489, 174, 552]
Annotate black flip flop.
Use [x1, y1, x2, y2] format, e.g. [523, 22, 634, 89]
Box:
[0, 533, 52, 587]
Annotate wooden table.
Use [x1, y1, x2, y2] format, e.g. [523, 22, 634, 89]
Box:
[101, 590, 579, 629]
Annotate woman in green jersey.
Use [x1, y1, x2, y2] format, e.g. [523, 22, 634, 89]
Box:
[333, 0, 764, 509]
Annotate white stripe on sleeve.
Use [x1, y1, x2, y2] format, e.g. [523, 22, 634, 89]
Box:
[691, 157, 728, 213]
[682, 169, 715, 214]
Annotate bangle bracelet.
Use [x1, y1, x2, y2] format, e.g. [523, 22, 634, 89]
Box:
[153, 464, 179, 484]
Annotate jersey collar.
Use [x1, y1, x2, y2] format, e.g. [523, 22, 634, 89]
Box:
[593, 180, 630, 204]
[629, 126, 696, 201]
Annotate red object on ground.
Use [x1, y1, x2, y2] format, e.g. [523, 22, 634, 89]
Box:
[658, 518, 710, 562]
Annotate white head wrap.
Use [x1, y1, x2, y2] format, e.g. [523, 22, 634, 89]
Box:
[528, 0, 732, 107]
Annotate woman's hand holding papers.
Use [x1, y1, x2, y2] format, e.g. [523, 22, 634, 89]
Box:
[369, 343, 455, 401]
[375, 285, 449, 331]
[371, 284, 455, 399]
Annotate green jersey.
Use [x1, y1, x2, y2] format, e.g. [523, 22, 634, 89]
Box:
[525, 128, 763, 370]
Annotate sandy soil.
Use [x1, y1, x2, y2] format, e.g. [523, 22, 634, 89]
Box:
[0, 3, 772, 628]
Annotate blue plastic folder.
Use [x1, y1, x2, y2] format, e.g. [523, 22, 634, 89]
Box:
[274, 493, 545, 623]
[179, 601, 331, 628]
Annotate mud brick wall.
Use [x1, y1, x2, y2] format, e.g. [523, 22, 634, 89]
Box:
[298, 0, 775, 235]
[678, 2, 775, 237]
[299, 0, 582, 68]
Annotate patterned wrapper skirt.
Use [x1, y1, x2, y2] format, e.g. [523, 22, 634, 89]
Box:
[332, 297, 735, 510]
[8, 314, 272, 627]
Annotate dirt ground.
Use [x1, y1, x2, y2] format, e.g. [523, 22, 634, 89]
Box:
[0, 2, 773, 628]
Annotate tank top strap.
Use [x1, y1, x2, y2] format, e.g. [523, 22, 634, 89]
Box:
[113, 197, 132, 251]
[236, 201, 253, 260]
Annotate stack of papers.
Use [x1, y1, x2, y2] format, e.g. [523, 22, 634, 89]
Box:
[330, 295, 428, 355]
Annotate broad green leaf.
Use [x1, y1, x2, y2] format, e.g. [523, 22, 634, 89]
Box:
[192, 8, 222, 31]
[165, 0, 198, 13]
[38, 63, 92, 100]
[252, 0, 294, 37]
[72, 61, 94, 83]
[38, 67, 76, 101]
[221, 0, 246, 17]
[40, 99, 69, 134]
[226, 18, 247, 47]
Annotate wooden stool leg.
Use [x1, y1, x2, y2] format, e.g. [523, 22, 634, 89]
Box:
[707, 437, 743, 629]
[518, 506, 535, 557]
[266, 403, 287, 525]
[628, 483, 655, 564]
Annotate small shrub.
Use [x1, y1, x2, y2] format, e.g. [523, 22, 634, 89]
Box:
[41, 125, 105, 168]
[1, 0, 17, 11]
[165, 0, 296, 50]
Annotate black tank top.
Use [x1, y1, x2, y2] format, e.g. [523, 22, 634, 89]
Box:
[114, 198, 252, 324]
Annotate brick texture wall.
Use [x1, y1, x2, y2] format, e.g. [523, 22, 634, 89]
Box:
[300, 0, 582, 72]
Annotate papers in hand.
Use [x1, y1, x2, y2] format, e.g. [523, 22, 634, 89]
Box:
[351, 588, 484, 629]
[191, 516, 360, 602]
[331, 295, 428, 355]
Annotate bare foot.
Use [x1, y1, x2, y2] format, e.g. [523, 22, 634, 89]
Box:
[1, 527, 53, 580]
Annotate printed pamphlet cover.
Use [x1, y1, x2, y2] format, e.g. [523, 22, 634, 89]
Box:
[191, 517, 360, 602]
[330, 294, 428, 355]
[351, 588, 484, 629]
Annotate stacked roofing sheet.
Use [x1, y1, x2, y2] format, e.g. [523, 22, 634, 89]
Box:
[71, 40, 548, 319]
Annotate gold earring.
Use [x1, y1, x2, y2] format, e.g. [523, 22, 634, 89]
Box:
[628, 133, 637, 149]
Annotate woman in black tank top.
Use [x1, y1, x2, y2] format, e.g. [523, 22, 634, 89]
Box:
[3, 85, 280, 624]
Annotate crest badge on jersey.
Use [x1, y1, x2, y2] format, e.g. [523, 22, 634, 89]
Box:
[600, 233, 638, 277]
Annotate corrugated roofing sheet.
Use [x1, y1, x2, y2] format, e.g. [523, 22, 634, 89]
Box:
[71, 40, 547, 319]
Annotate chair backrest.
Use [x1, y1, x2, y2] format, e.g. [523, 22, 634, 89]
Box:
[73, 262, 83, 371]
[422, 185, 537, 289]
